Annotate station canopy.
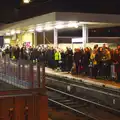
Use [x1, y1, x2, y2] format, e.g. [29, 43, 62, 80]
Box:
[1, 12, 120, 36]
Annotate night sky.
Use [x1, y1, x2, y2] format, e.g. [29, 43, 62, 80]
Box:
[0, 1, 120, 23]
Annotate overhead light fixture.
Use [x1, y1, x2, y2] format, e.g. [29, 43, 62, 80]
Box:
[36, 27, 43, 32]
[67, 21, 79, 28]
[55, 21, 65, 29]
[6, 32, 11, 36]
[55, 24, 65, 29]
[28, 29, 34, 32]
[44, 25, 53, 31]
[23, 0, 31, 4]
[16, 30, 21, 34]
[11, 30, 15, 35]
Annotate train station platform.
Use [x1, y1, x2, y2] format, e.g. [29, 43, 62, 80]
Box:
[45, 67, 120, 90]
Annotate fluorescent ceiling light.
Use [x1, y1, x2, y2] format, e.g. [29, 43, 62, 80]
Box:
[44, 25, 53, 31]
[36, 27, 43, 32]
[67, 21, 79, 28]
[55, 21, 65, 29]
[6, 32, 11, 36]
[23, 0, 30, 3]
[16, 30, 21, 34]
[55, 24, 65, 29]
[28, 29, 34, 32]
[11, 30, 15, 35]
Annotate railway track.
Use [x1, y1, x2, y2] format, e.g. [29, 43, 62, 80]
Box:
[1, 60, 120, 119]
[46, 74, 120, 96]
[46, 77, 120, 110]
[47, 86, 120, 120]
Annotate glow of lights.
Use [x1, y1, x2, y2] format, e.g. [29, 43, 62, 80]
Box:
[11, 30, 15, 35]
[16, 30, 21, 34]
[55, 24, 65, 29]
[36, 27, 43, 32]
[28, 29, 34, 32]
[23, 0, 31, 3]
[67, 21, 79, 28]
[55, 22, 65, 29]
[44, 25, 53, 31]
[6, 32, 11, 36]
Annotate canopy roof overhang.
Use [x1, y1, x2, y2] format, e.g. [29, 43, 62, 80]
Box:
[0, 12, 120, 36]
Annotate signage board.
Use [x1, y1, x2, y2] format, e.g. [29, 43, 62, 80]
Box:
[72, 38, 83, 43]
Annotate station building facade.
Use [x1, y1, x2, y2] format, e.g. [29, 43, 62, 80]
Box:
[0, 12, 120, 49]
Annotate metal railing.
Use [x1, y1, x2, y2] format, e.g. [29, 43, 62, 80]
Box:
[0, 55, 48, 120]
[0, 55, 46, 89]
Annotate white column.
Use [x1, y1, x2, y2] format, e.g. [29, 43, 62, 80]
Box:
[20, 33, 23, 47]
[34, 31, 37, 47]
[43, 31, 46, 44]
[82, 24, 88, 48]
[54, 28, 58, 47]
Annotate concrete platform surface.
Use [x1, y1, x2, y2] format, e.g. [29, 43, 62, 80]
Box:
[45, 67, 120, 90]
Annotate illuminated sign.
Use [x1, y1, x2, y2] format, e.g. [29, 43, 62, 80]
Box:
[72, 38, 83, 43]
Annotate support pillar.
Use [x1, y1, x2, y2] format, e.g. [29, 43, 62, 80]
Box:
[34, 31, 37, 47]
[43, 31, 46, 44]
[20, 33, 23, 47]
[54, 28, 58, 47]
[82, 24, 88, 48]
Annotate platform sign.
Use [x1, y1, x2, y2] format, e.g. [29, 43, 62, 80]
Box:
[72, 37, 84, 49]
[72, 38, 83, 43]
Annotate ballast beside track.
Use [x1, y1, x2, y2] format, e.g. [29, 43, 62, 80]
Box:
[47, 86, 120, 120]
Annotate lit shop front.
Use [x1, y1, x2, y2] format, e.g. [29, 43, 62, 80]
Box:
[4, 35, 17, 47]
[4, 30, 34, 48]
[21, 33, 33, 47]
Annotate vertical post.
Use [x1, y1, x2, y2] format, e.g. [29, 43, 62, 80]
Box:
[14, 97, 25, 120]
[8, 57, 10, 76]
[54, 28, 58, 47]
[20, 33, 23, 47]
[37, 62, 40, 88]
[34, 31, 37, 47]
[43, 31, 46, 45]
[22, 64, 25, 81]
[4, 55, 6, 75]
[29, 62, 34, 88]
[82, 24, 88, 48]
[38, 95, 48, 120]
[0, 99, 4, 119]
[27, 96, 35, 120]
[18, 60, 21, 80]
[42, 63, 45, 89]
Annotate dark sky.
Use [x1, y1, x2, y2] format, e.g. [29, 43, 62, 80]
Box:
[0, 0, 120, 23]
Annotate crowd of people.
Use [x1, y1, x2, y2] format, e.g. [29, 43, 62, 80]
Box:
[2, 43, 120, 82]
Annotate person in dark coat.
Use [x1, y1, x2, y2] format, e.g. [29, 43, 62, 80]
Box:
[114, 48, 120, 82]
[60, 50, 66, 71]
[15, 45, 20, 60]
[65, 47, 73, 73]
[20, 46, 25, 59]
[82, 48, 90, 75]
[74, 48, 82, 74]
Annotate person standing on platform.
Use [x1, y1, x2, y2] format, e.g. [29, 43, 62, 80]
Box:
[101, 49, 111, 79]
[54, 49, 61, 71]
[74, 48, 82, 75]
[82, 47, 90, 75]
[60, 50, 66, 72]
[9, 45, 12, 58]
[114, 48, 120, 82]
[65, 47, 73, 73]
[90, 49, 98, 78]
[15, 45, 20, 60]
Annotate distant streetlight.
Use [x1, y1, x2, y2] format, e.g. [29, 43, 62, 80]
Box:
[23, 0, 31, 4]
